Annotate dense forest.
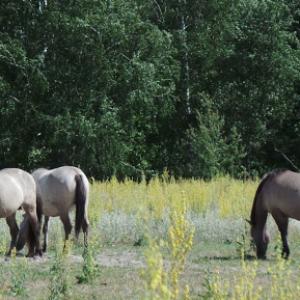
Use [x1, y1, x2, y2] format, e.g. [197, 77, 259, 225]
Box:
[1, 0, 300, 179]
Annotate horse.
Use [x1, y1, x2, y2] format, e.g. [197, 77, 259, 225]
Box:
[0, 168, 42, 257]
[16, 166, 89, 252]
[248, 169, 300, 259]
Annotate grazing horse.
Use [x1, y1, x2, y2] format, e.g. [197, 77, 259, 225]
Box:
[0, 168, 42, 256]
[249, 169, 300, 259]
[16, 166, 89, 252]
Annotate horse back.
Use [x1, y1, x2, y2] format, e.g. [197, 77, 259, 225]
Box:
[263, 170, 300, 220]
[0, 169, 36, 217]
[36, 166, 88, 216]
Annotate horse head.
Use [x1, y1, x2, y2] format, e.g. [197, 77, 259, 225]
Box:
[250, 223, 270, 259]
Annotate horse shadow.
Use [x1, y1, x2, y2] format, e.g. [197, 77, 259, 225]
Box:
[201, 254, 256, 261]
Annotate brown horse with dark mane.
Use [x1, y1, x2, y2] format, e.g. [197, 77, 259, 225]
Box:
[249, 169, 300, 259]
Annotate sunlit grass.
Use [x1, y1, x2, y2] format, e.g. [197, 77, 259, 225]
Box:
[2, 176, 300, 299]
[89, 175, 258, 219]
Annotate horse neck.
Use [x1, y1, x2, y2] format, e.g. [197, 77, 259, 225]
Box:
[252, 195, 268, 230]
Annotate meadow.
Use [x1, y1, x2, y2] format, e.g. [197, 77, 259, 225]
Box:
[1, 175, 300, 299]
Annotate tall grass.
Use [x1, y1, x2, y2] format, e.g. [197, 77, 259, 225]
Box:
[89, 175, 300, 299]
[2, 175, 300, 299]
[142, 200, 194, 300]
[89, 176, 258, 247]
[48, 243, 70, 300]
[9, 256, 30, 297]
[90, 175, 258, 219]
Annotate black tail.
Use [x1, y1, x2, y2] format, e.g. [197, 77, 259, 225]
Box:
[36, 196, 43, 224]
[18, 215, 37, 254]
[16, 197, 42, 252]
[75, 174, 87, 238]
[27, 219, 36, 253]
[16, 215, 30, 251]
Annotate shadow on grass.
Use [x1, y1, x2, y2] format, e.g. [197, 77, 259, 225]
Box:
[201, 254, 256, 261]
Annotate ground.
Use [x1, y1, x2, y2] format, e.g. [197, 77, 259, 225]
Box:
[1, 178, 300, 299]
[1, 221, 300, 299]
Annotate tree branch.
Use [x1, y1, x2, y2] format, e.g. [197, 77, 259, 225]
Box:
[274, 147, 299, 172]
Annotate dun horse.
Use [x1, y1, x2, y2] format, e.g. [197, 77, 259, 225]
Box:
[249, 169, 300, 259]
[0, 168, 42, 256]
[16, 166, 89, 252]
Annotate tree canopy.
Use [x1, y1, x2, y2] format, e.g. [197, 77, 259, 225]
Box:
[1, 0, 300, 179]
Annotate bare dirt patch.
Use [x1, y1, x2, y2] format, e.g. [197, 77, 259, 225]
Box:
[96, 249, 144, 268]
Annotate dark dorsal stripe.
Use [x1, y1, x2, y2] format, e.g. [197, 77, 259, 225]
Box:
[250, 169, 288, 226]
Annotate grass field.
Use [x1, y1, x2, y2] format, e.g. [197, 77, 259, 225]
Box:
[1, 176, 300, 299]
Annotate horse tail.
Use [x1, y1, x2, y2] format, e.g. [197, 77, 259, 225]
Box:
[250, 169, 287, 225]
[16, 215, 30, 251]
[16, 193, 42, 252]
[36, 195, 43, 224]
[75, 174, 87, 238]
[17, 214, 37, 253]
[27, 218, 36, 253]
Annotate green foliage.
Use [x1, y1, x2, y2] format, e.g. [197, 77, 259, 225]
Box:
[142, 202, 194, 300]
[9, 257, 30, 297]
[49, 248, 70, 300]
[187, 109, 225, 179]
[184, 95, 246, 179]
[203, 269, 228, 300]
[1, 0, 300, 178]
[77, 246, 100, 284]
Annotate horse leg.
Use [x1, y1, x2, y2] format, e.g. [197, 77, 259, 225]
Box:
[60, 214, 72, 250]
[82, 218, 89, 248]
[272, 210, 290, 259]
[24, 208, 42, 257]
[42, 216, 50, 252]
[5, 213, 19, 256]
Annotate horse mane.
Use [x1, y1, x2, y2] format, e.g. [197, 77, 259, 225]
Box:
[250, 169, 288, 225]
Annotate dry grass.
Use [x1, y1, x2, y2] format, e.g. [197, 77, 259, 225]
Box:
[0, 176, 300, 299]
